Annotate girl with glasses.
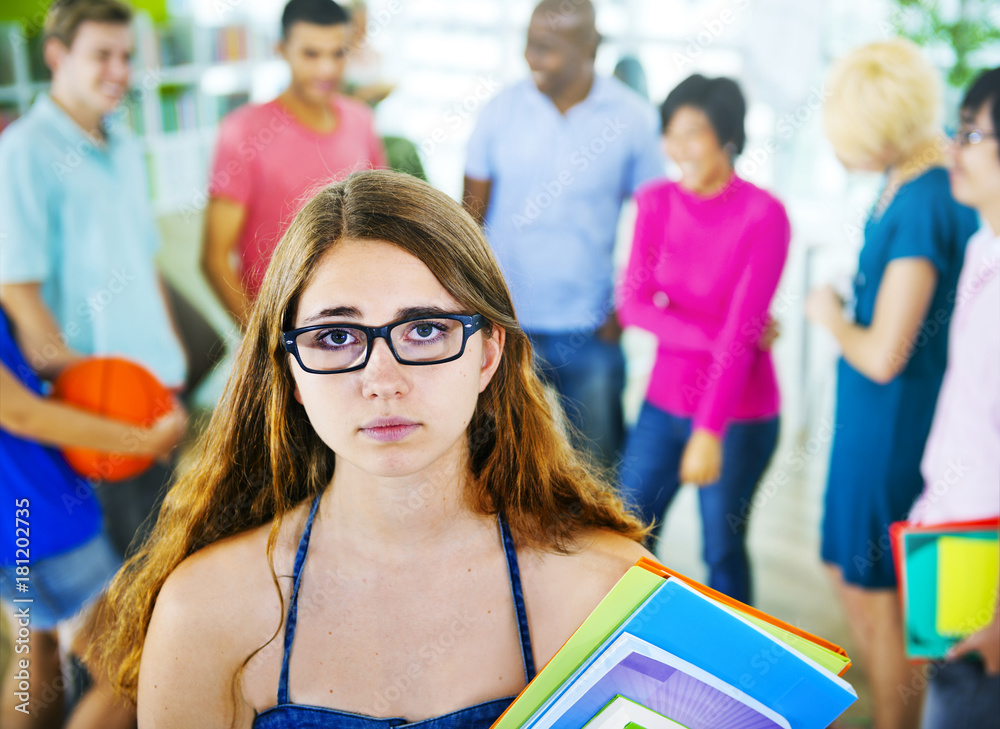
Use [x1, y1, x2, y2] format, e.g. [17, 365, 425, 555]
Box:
[95, 170, 651, 728]
[908, 66, 1000, 729]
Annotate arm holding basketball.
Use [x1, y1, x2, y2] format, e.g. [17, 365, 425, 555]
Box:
[0, 364, 186, 458]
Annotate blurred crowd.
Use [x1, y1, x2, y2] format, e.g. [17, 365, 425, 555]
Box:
[0, 1, 997, 728]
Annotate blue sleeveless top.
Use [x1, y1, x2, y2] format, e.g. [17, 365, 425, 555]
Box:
[253, 494, 536, 728]
[0, 308, 103, 565]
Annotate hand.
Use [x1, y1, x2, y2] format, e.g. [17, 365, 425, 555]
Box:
[948, 609, 1000, 675]
[679, 429, 723, 486]
[595, 312, 623, 344]
[804, 285, 845, 332]
[145, 405, 189, 463]
[759, 314, 781, 351]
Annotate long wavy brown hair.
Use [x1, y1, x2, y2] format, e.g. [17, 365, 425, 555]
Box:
[97, 169, 646, 703]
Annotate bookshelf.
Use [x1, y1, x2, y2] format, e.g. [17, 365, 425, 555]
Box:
[127, 11, 283, 215]
[0, 10, 281, 215]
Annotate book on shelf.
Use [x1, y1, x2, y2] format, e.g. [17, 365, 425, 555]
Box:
[155, 20, 195, 68]
[0, 29, 15, 86]
[491, 559, 856, 729]
[212, 25, 249, 63]
[159, 85, 199, 133]
[1, 105, 20, 133]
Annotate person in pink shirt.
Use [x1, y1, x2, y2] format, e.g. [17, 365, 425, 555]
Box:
[616, 75, 790, 604]
[202, 0, 386, 326]
[907, 67, 1000, 729]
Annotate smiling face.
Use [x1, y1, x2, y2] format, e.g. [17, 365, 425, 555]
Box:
[523, 9, 594, 101]
[663, 105, 732, 194]
[280, 21, 351, 106]
[949, 101, 1000, 213]
[287, 239, 504, 480]
[47, 20, 132, 118]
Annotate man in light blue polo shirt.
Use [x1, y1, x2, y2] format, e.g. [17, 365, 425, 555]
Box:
[0, 93, 186, 387]
[0, 0, 187, 557]
[463, 0, 663, 467]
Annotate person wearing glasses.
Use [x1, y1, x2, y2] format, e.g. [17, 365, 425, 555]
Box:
[806, 40, 979, 729]
[906, 66, 1000, 729]
[96, 170, 651, 727]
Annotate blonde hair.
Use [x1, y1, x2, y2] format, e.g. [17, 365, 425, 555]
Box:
[43, 0, 132, 48]
[824, 39, 942, 167]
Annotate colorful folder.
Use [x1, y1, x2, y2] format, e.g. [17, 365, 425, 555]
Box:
[532, 631, 790, 729]
[491, 558, 856, 729]
[890, 518, 1000, 660]
[582, 695, 686, 729]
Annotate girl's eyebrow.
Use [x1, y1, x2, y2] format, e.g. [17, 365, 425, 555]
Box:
[301, 305, 463, 325]
[303, 306, 362, 323]
[394, 305, 465, 320]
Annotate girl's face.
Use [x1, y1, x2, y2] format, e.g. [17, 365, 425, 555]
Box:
[949, 101, 1000, 213]
[288, 239, 504, 480]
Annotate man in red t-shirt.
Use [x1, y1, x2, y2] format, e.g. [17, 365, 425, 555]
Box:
[202, 0, 386, 325]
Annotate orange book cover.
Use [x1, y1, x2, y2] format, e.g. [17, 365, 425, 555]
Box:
[636, 557, 851, 676]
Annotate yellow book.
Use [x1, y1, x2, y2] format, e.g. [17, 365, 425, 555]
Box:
[937, 536, 1000, 636]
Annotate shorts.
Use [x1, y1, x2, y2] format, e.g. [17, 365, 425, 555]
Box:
[0, 530, 120, 631]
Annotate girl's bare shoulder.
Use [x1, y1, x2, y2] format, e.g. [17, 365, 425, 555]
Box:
[519, 530, 654, 666]
[149, 499, 315, 650]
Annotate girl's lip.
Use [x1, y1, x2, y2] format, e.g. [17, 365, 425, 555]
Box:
[361, 417, 417, 429]
[359, 417, 420, 443]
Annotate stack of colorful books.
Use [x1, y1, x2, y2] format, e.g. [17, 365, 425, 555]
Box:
[890, 518, 1000, 660]
[492, 558, 857, 729]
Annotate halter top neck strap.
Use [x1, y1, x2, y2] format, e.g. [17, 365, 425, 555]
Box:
[276, 494, 536, 705]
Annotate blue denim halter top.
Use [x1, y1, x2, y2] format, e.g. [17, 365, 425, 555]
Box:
[253, 494, 536, 728]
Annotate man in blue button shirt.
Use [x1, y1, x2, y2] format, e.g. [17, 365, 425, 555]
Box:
[0, 0, 197, 559]
[463, 0, 663, 467]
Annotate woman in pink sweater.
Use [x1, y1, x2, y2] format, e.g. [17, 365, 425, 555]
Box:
[617, 75, 791, 604]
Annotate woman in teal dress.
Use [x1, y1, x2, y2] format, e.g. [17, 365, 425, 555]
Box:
[807, 40, 978, 729]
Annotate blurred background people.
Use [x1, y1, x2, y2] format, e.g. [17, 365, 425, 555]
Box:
[0, 0, 202, 561]
[0, 305, 184, 729]
[201, 0, 386, 327]
[808, 39, 979, 729]
[462, 0, 663, 469]
[0, 2, 997, 726]
[906, 66, 1000, 729]
[617, 74, 790, 604]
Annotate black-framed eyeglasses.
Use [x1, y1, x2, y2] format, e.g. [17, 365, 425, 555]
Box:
[952, 128, 997, 147]
[283, 313, 487, 374]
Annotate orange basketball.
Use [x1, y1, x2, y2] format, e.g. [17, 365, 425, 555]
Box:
[53, 357, 175, 481]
